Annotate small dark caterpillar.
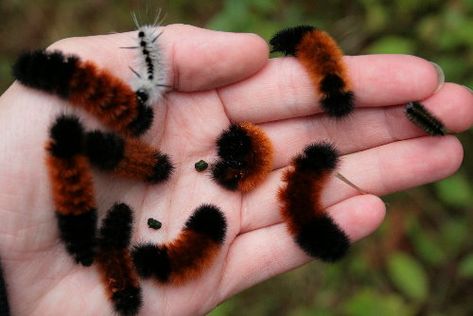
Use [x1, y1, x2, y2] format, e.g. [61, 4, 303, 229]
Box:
[46, 115, 97, 266]
[405, 101, 447, 136]
[123, 11, 170, 108]
[278, 142, 350, 262]
[211, 122, 273, 192]
[132, 204, 227, 284]
[96, 203, 142, 316]
[270, 25, 354, 118]
[13, 50, 153, 137]
[85, 130, 174, 183]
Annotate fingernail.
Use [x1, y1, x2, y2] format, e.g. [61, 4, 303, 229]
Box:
[431, 62, 445, 93]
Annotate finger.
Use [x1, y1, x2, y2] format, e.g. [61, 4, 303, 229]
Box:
[219, 55, 441, 123]
[219, 194, 385, 300]
[240, 135, 463, 233]
[49, 24, 269, 92]
[262, 83, 473, 169]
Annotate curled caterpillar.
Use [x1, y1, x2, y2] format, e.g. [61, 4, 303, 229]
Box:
[278, 142, 350, 262]
[13, 50, 153, 136]
[211, 122, 273, 192]
[46, 114, 97, 266]
[132, 204, 227, 284]
[85, 130, 174, 183]
[405, 101, 447, 136]
[97, 203, 142, 316]
[122, 11, 170, 108]
[270, 25, 354, 118]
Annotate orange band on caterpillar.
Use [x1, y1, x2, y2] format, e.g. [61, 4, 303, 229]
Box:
[132, 204, 227, 284]
[85, 130, 173, 183]
[97, 203, 142, 316]
[270, 26, 354, 118]
[46, 115, 97, 266]
[278, 142, 349, 262]
[211, 122, 273, 192]
[13, 50, 153, 136]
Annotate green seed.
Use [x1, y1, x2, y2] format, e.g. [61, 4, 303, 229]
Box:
[195, 160, 209, 172]
[147, 218, 162, 230]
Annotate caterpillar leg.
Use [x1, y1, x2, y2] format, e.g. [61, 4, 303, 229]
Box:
[270, 26, 354, 118]
[132, 204, 227, 284]
[278, 142, 350, 262]
[46, 115, 97, 266]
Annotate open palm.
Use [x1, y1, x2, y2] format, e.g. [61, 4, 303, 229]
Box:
[0, 24, 472, 316]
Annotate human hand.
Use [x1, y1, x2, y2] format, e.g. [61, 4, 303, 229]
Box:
[0, 24, 472, 315]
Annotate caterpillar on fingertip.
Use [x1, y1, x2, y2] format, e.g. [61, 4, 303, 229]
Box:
[270, 25, 354, 118]
[122, 11, 170, 108]
[405, 101, 447, 136]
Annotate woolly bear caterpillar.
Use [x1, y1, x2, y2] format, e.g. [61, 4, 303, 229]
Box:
[96, 203, 142, 316]
[46, 114, 97, 266]
[122, 11, 170, 108]
[270, 25, 354, 118]
[132, 204, 227, 284]
[278, 142, 350, 262]
[13, 50, 154, 137]
[85, 129, 174, 184]
[211, 122, 274, 192]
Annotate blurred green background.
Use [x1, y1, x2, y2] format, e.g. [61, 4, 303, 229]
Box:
[1, 0, 472, 315]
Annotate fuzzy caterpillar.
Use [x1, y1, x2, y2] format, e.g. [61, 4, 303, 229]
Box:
[278, 142, 350, 262]
[123, 11, 170, 108]
[211, 122, 273, 192]
[85, 130, 174, 184]
[132, 204, 227, 284]
[13, 50, 153, 137]
[270, 25, 354, 118]
[96, 203, 142, 316]
[46, 114, 97, 266]
[405, 101, 447, 136]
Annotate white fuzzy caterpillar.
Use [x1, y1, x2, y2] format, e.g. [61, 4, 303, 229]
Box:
[124, 12, 170, 107]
